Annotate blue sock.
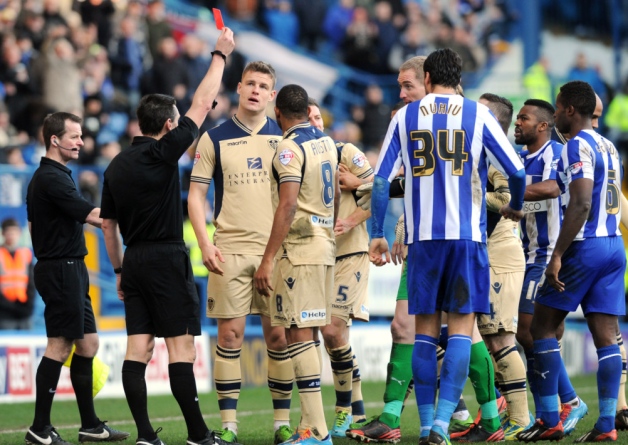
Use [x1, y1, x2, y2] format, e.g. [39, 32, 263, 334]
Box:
[594, 344, 622, 433]
[525, 349, 541, 419]
[494, 386, 502, 399]
[435, 335, 472, 430]
[557, 359, 577, 404]
[533, 338, 561, 427]
[413, 334, 438, 432]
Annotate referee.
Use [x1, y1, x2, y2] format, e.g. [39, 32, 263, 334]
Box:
[25, 112, 129, 445]
[100, 28, 236, 445]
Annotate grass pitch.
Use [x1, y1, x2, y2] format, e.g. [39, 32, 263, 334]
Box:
[0, 373, 615, 445]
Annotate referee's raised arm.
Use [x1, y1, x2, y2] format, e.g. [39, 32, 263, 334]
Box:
[185, 27, 235, 128]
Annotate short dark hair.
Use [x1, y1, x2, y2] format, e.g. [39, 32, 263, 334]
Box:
[242, 61, 277, 88]
[479, 93, 513, 134]
[558, 81, 596, 117]
[1, 217, 19, 231]
[42, 112, 82, 151]
[276, 84, 308, 120]
[424, 48, 462, 89]
[136, 94, 177, 137]
[523, 99, 555, 128]
[308, 97, 320, 108]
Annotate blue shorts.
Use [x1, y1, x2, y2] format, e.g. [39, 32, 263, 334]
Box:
[407, 240, 490, 315]
[519, 262, 546, 315]
[536, 237, 626, 316]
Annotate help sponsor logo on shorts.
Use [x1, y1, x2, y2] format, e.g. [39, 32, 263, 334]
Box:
[523, 201, 548, 213]
[311, 215, 332, 227]
[279, 149, 294, 165]
[301, 309, 326, 321]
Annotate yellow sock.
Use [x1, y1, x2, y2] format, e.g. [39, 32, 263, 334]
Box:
[494, 345, 530, 426]
[289, 341, 328, 439]
[268, 348, 294, 422]
[351, 354, 366, 421]
[326, 344, 353, 413]
[215, 345, 241, 424]
[314, 339, 323, 375]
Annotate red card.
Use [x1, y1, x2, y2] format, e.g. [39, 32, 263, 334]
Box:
[213, 8, 224, 30]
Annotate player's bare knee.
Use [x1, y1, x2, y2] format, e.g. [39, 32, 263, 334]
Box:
[264, 328, 288, 351]
[217, 325, 245, 349]
[391, 316, 413, 343]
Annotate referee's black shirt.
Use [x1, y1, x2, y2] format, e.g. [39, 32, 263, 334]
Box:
[100, 116, 199, 246]
[26, 157, 96, 259]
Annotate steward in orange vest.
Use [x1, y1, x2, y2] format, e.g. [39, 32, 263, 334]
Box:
[0, 218, 35, 330]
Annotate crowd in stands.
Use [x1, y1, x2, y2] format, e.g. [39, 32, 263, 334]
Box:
[1, 0, 624, 206]
[0, 0, 519, 172]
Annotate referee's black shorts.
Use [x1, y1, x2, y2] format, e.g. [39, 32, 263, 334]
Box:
[34, 258, 97, 339]
[122, 241, 201, 338]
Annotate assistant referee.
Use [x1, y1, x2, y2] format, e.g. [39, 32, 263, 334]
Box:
[25, 111, 129, 445]
[100, 28, 236, 445]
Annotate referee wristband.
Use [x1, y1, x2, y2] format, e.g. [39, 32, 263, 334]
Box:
[211, 50, 227, 62]
[113, 267, 122, 274]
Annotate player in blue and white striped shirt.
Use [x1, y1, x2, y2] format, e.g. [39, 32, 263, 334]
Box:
[512, 99, 585, 427]
[519, 81, 625, 443]
[368, 48, 526, 445]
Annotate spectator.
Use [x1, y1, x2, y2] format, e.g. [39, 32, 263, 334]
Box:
[566, 53, 606, 101]
[373, 1, 399, 74]
[294, 0, 327, 52]
[523, 57, 553, 104]
[0, 41, 33, 121]
[355, 84, 391, 150]
[0, 146, 28, 206]
[263, 0, 299, 47]
[41, 37, 82, 113]
[109, 16, 144, 111]
[148, 36, 189, 109]
[15, 10, 46, 51]
[388, 23, 433, 71]
[606, 79, 628, 160]
[181, 34, 210, 104]
[95, 141, 121, 168]
[145, 0, 172, 61]
[343, 6, 379, 72]
[41, 0, 69, 37]
[0, 104, 29, 148]
[79, 0, 115, 48]
[323, 0, 355, 52]
[0, 217, 35, 330]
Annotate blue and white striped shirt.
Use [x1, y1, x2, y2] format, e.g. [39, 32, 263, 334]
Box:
[375, 94, 524, 243]
[560, 129, 622, 240]
[520, 140, 563, 264]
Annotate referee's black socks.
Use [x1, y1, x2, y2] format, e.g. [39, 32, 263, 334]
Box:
[71, 354, 100, 428]
[32, 356, 63, 431]
[169, 362, 207, 440]
[122, 360, 157, 441]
